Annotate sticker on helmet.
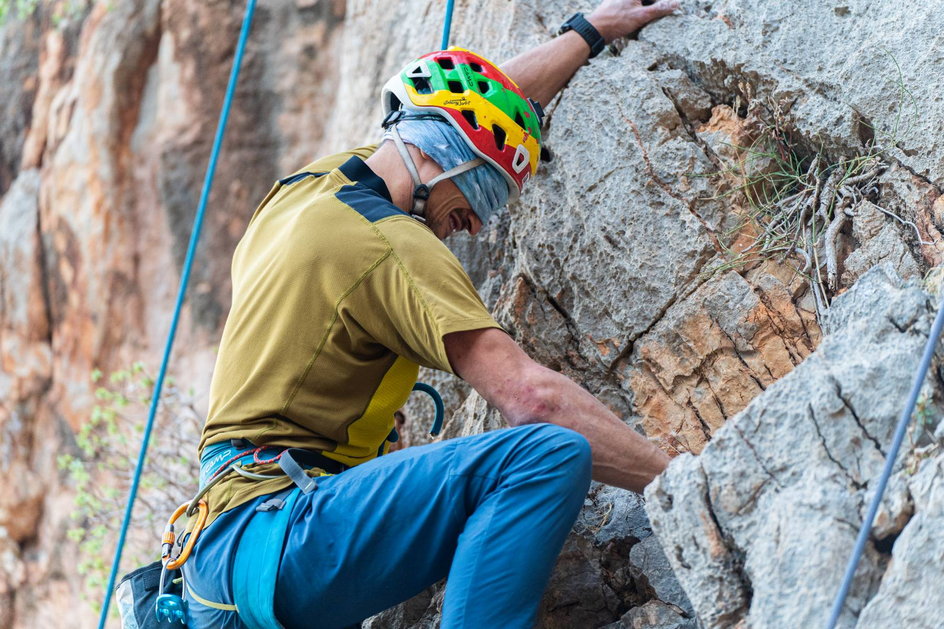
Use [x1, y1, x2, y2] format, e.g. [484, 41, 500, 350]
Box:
[405, 62, 431, 78]
[512, 145, 530, 173]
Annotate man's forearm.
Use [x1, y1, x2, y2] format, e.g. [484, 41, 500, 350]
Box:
[501, 31, 594, 108]
[511, 365, 670, 493]
[445, 328, 670, 493]
[501, 1, 680, 107]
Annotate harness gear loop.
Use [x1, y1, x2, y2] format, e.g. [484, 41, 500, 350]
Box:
[413, 382, 446, 436]
[162, 500, 209, 571]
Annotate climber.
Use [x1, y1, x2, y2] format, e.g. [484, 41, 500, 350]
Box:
[179, 2, 678, 628]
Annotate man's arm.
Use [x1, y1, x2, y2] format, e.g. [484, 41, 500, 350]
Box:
[501, 0, 680, 107]
[445, 328, 669, 493]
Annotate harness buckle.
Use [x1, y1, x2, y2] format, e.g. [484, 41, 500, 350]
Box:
[413, 184, 430, 201]
[256, 497, 287, 512]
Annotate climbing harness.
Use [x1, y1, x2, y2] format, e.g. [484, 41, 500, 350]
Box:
[131, 380, 442, 628]
[231, 488, 301, 629]
[825, 290, 944, 628]
[176, 442, 328, 629]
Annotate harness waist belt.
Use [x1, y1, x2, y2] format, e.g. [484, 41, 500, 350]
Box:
[199, 440, 347, 489]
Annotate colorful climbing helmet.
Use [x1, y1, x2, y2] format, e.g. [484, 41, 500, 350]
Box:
[381, 47, 544, 201]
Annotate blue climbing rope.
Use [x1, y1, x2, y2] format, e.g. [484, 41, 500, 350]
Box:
[825, 290, 944, 629]
[441, 0, 455, 49]
[96, 1, 258, 626]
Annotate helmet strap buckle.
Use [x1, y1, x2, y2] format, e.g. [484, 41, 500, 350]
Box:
[382, 109, 405, 129]
[412, 184, 430, 221]
[413, 184, 430, 201]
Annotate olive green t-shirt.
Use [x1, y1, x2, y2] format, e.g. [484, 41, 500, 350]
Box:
[199, 145, 501, 519]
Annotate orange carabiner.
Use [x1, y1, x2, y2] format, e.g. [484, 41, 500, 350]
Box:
[161, 499, 208, 570]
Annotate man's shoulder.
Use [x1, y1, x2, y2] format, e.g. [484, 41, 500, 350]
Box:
[378, 219, 467, 278]
[291, 144, 380, 177]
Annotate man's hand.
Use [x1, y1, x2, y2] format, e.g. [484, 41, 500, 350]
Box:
[588, 0, 681, 43]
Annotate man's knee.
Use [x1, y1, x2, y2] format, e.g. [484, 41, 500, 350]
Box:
[511, 423, 592, 477]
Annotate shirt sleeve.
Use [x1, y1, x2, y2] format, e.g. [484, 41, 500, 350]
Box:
[348, 221, 502, 374]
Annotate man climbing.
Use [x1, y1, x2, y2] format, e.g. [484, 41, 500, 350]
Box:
[181, 1, 678, 627]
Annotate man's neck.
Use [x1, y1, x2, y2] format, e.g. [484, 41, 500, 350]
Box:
[364, 141, 425, 213]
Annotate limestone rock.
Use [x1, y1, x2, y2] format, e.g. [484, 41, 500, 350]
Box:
[629, 269, 816, 454]
[603, 600, 697, 629]
[513, 48, 718, 372]
[646, 266, 939, 628]
[644, 1, 944, 182]
[856, 456, 944, 628]
[0, 1, 348, 625]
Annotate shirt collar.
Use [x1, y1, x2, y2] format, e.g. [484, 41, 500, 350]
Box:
[338, 156, 393, 203]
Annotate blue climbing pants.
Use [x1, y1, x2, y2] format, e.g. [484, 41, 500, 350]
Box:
[182, 423, 592, 629]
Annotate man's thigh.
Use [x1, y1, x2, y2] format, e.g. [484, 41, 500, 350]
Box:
[274, 423, 580, 628]
[274, 431, 472, 627]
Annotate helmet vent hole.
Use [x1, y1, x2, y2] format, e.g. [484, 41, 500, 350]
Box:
[461, 110, 479, 129]
[470, 62, 483, 73]
[514, 111, 526, 129]
[411, 77, 432, 94]
[492, 125, 507, 151]
[477, 81, 490, 94]
[437, 57, 455, 70]
[447, 80, 464, 94]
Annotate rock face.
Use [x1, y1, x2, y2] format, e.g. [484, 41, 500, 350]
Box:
[1, 0, 943, 628]
[647, 265, 943, 628]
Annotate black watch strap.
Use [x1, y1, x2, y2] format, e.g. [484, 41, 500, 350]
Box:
[558, 12, 606, 59]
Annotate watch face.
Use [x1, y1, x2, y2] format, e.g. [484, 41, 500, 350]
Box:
[559, 13, 604, 57]
[559, 12, 582, 34]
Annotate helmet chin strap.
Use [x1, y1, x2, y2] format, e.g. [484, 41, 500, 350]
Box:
[388, 124, 483, 222]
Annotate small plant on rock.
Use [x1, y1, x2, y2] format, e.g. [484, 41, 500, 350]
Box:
[58, 363, 202, 609]
[704, 51, 931, 319]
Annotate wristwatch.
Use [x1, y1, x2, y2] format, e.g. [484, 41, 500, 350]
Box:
[558, 12, 606, 59]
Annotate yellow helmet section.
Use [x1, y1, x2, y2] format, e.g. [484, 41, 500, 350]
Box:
[403, 83, 541, 178]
